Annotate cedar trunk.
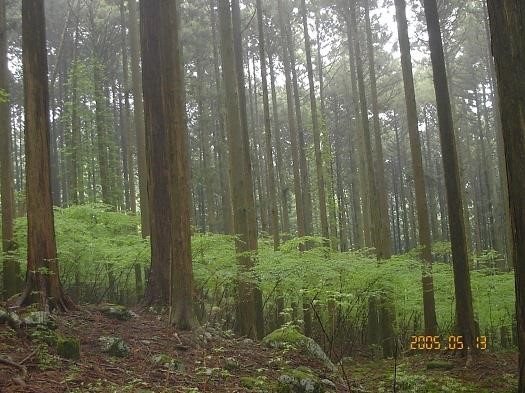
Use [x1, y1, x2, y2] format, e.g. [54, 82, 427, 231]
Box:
[18, 0, 72, 311]
[394, 0, 437, 335]
[422, 0, 476, 349]
[486, 0, 525, 388]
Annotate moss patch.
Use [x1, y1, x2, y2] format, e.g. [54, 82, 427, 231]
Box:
[57, 336, 81, 360]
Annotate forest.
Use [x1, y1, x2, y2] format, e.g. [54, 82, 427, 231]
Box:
[0, 0, 524, 392]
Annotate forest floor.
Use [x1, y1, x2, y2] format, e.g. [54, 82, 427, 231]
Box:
[0, 305, 518, 392]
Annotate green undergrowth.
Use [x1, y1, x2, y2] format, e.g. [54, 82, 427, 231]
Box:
[2, 204, 516, 344]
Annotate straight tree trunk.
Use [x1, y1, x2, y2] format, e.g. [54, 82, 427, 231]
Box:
[0, 0, 19, 300]
[486, 0, 525, 387]
[364, 0, 391, 259]
[256, 0, 279, 250]
[343, 4, 368, 248]
[17, 0, 73, 311]
[422, 0, 476, 349]
[120, 0, 136, 213]
[268, 50, 290, 236]
[394, 0, 437, 334]
[140, 0, 171, 305]
[210, 0, 233, 235]
[158, 0, 196, 329]
[93, 61, 111, 206]
[219, 0, 257, 338]
[300, 0, 329, 244]
[129, 0, 149, 236]
[230, 0, 264, 339]
[348, 0, 382, 257]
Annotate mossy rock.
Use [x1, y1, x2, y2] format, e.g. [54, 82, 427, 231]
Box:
[263, 326, 335, 371]
[57, 336, 80, 360]
[22, 311, 57, 329]
[151, 353, 185, 372]
[100, 304, 135, 321]
[277, 366, 325, 393]
[240, 376, 281, 392]
[99, 336, 131, 357]
[426, 360, 455, 370]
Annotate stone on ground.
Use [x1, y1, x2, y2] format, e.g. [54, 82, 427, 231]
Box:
[99, 304, 135, 321]
[99, 336, 131, 357]
[263, 326, 335, 371]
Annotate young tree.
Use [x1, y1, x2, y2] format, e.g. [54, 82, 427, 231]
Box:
[394, 0, 437, 335]
[486, 0, 525, 387]
[0, 0, 18, 300]
[17, 0, 72, 311]
[422, 0, 476, 348]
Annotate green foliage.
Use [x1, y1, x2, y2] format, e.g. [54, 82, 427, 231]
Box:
[9, 206, 516, 346]
[13, 204, 148, 302]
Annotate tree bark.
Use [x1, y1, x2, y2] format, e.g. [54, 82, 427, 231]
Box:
[300, 0, 329, 245]
[256, 0, 279, 250]
[0, 0, 19, 300]
[18, 0, 73, 311]
[364, 0, 391, 259]
[486, 0, 525, 387]
[129, 0, 149, 236]
[394, 0, 437, 335]
[140, 0, 171, 305]
[219, 0, 257, 338]
[422, 0, 476, 349]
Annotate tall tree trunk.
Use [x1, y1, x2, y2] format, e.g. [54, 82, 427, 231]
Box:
[120, 0, 136, 213]
[93, 61, 111, 206]
[231, 0, 264, 339]
[210, 0, 233, 235]
[278, 0, 305, 241]
[394, 0, 437, 334]
[268, 50, 290, 236]
[300, 0, 329, 245]
[364, 0, 391, 259]
[0, 0, 19, 300]
[17, 0, 73, 311]
[157, 0, 196, 329]
[129, 0, 149, 236]
[486, 0, 525, 387]
[219, 0, 257, 338]
[140, 0, 171, 305]
[343, 4, 368, 248]
[422, 0, 476, 349]
[348, 0, 382, 257]
[256, 0, 279, 250]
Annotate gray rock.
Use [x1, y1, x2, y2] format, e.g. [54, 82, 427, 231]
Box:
[321, 378, 336, 389]
[100, 305, 135, 321]
[22, 311, 56, 329]
[99, 336, 131, 357]
[263, 326, 335, 371]
[151, 354, 185, 372]
[277, 367, 324, 393]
